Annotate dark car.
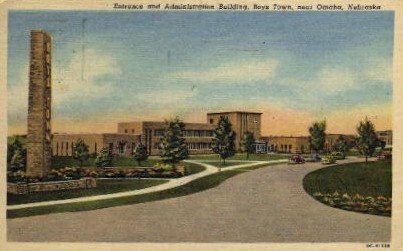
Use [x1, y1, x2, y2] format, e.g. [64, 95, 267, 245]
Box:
[288, 154, 305, 164]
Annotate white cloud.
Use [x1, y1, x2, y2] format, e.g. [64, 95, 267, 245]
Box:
[363, 58, 392, 82]
[53, 48, 120, 104]
[7, 48, 121, 116]
[134, 87, 197, 104]
[315, 67, 355, 91]
[170, 59, 278, 85]
[278, 66, 357, 97]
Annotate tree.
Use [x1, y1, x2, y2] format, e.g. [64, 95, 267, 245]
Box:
[159, 117, 189, 166]
[334, 135, 349, 157]
[308, 120, 326, 154]
[10, 149, 26, 171]
[7, 136, 26, 171]
[212, 116, 236, 166]
[7, 136, 26, 163]
[95, 147, 113, 167]
[133, 143, 148, 166]
[356, 118, 379, 162]
[73, 139, 90, 167]
[240, 132, 255, 159]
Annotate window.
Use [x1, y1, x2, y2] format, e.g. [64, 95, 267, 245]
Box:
[108, 143, 114, 154]
[209, 119, 214, 124]
[125, 129, 128, 133]
[56, 142, 59, 155]
[66, 142, 69, 155]
[155, 129, 165, 137]
[95, 143, 97, 153]
[132, 129, 135, 133]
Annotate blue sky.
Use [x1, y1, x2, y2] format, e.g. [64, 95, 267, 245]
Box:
[8, 11, 394, 135]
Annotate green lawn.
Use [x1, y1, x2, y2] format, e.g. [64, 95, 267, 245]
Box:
[51, 156, 159, 169]
[8, 179, 168, 205]
[189, 153, 288, 161]
[7, 162, 278, 219]
[303, 160, 391, 197]
[51, 157, 205, 175]
[198, 161, 249, 168]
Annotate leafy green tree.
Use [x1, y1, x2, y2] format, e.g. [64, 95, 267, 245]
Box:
[7, 136, 26, 163]
[240, 132, 255, 159]
[334, 135, 349, 157]
[212, 116, 236, 165]
[10, 149, 26, 171]
[159, 117, 189, 166]
[308, 120, 326, 154]
[356, 118, 379, 162]
[73, 139, 90, 167]
[133, 143, 148, 166]
[95, 147, 113, 167]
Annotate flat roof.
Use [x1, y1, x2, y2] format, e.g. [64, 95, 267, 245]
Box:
[207, 111, 263, 115]
[53, 132, 141, 136]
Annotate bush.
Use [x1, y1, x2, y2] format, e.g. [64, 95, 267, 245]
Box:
[153, 162, 174, 172]
[312, 191, 391, 217]
[95, 148, 113, 167]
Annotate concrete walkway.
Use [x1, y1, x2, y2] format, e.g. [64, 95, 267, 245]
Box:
[7, 157, 390, 242]
[7, 159, 287, 210]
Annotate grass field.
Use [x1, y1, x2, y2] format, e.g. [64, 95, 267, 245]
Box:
[8, 179, 168, 205]
[198, 161, 249, 168]
[7, 162, 278, 218]
[303, 160, 391, 197]
[51, 156, 159, 169]
[51, 157, 205, 175]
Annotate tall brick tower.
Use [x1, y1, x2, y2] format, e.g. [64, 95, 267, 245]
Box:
[26, 30, 52, 178]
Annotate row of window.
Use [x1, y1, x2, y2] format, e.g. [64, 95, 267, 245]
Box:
[151, 129, 215, 137]
[54, 141, 78, 156]
[152, 142, 212, 150]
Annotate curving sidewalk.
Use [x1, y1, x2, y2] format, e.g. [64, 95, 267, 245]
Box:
[7, 159, 287, 210]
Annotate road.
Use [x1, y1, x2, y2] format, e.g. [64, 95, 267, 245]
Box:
[7, 159, 390, 242]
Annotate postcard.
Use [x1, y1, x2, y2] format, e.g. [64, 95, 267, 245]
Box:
[0, 0, 402, 250]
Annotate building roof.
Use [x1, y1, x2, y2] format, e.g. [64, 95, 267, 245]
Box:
[207, 111, 263, 115]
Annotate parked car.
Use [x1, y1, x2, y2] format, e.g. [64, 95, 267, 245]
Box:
[288, 154, 305, 164]
[305, 153, 321, 162]
[377, 151, 392, 161]
[321, 156, 336, 165]
[330, 151, 345, 160]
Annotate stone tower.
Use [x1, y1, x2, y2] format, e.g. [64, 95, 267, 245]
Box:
[26, 30, 52, 178]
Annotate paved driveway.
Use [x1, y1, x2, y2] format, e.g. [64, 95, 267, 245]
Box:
[7, 159, 390, 242]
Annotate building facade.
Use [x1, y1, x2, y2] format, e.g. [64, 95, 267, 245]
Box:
[207, 111, 262, 150]
[52, 133, 141, 157]
[267, 136, 310, 154]
[324, 134, 356, 152]
[26, 30, 52, 177]
[265, 134, 356, 154]
[376, 130, 393, 146]
[118, 121, 216, 155]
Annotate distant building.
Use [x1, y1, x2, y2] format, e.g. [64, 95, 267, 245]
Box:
[118, 121, 216, 155]
[376, 130, 392, 146]
[207, 111, 262, 150]
[324, 134, 356, 152]
[52, 133, 141, 157]
[266, 136, 310, 154]
[264, 134, 356, 154]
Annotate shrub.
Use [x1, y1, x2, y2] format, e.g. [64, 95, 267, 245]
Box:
[95, 148, 113, 167]
[312, 191, 391, 217]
